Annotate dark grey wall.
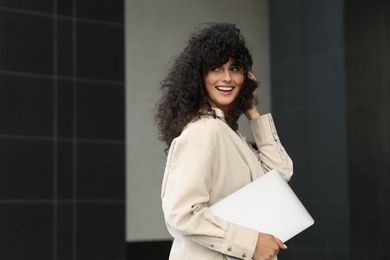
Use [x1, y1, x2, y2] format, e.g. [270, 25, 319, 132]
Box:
[269, 0, 350, 259]
[0, 1, 125, 260]
[346, 1, 390, 259]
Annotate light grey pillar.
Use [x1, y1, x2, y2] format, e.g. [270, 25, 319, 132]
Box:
[125, 0, 271, 241]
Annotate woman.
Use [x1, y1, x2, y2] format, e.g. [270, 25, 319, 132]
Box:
[155, 23, 293, 260]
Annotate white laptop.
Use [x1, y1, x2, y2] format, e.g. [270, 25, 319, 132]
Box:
[210, 169, 314, 260]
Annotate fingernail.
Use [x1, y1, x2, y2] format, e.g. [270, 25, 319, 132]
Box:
[283, 244, 288, 249]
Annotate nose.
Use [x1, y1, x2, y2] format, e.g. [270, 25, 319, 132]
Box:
[222, 69, 232, 82]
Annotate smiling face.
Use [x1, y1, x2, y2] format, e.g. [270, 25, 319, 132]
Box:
[204, 59, 244, 115]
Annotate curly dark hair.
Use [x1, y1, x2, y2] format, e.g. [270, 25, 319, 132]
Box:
[155, 23, 258, 147]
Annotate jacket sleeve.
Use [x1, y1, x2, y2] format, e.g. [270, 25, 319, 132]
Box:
[161, 138, 258, 259]
[249, 113, 293, 181]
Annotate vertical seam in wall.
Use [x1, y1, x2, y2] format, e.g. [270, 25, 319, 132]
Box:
[302, 0, 309, 162]
[52, 0, 59, 259]
[385, 2, 390, 109]
[72, 0, 78, 259]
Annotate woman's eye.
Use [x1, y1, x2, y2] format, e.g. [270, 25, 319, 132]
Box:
[230, 67, 240, 72]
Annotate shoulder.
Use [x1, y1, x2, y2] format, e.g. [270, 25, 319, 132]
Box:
[173, 116, 225, 150]
[182, 116, 224, 138]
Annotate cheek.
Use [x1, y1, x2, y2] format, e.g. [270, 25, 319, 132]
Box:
[235, 75, 245, 87]
[204, 73, 217, 84]
[204, 75, 217, 89]
[203, 79, 213, 96]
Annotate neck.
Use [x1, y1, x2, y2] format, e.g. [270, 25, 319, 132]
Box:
[208, 101, 229, 116]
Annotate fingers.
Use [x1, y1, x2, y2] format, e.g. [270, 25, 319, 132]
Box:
[266, 239, 284, 260]
[266, 237, 286, 259]
[254, 233, 287, 260]
[274, 237, 287, 250]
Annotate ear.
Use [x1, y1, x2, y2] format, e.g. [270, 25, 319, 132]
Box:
[248, 71, 257, 82]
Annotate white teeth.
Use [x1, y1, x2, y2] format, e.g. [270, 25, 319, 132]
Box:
[216, 86, 233, 91]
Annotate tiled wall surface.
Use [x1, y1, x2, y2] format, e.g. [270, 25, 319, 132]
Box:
[269, 0, 350, 259]
[346, 1, 390, 259]
[0, 1, 125, 259]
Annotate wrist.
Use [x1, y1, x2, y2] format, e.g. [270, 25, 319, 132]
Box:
[245, 110, 260, 120]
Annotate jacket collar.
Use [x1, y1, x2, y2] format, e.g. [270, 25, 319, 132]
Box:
[211, 107, 226, 122]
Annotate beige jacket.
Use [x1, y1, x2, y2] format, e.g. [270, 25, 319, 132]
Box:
[161, 108, 293, 260]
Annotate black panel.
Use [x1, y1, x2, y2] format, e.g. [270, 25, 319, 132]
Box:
[278, 248, 347, 260]
[346, 1, 390, 255]
[306, 52, 345, 106]
[310, 201, 349, 248]
[307, 104, 346, 153]
[307, 153, 348, 200]
[57, 19, 74, 77]
[0, 204, 52, 260]
[271, 60, 306, 112]
[304, 0, 343, 55]
[269, 0, 304, 63]
[57, 140, 74, 199]
[350, 202, 390, 254]
[0, 0, 52, 13]
[0, 139, 53, 199]
[269, 0, 349, 258]
[0, 1, 126, 260]
[127, 241, 172, 259]
[0, 74, 53, 136]
[77, 142, 124, 200]
[57, 203, 74, 260]
[57, 80, 74, 138]
[77, 82, 124, 140]
[77, 22, 124, 81]
[272, 110, 307, 155]
[77, 0, 123, 23]
[57, 0, 73, 16]
[0, 11, 53, 74]
[77, 203, 125, 260]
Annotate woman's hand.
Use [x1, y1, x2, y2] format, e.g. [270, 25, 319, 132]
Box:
[252, 233, 287, 260]
[245, 90, 260, 120]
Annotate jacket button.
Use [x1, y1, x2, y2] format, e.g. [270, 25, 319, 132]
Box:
[228, 247, 232, 252]
[242, 253, 247, 258]
[210, 244, 214, 248]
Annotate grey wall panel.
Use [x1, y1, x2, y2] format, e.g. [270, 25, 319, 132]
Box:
[125, 0, 271, 241]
